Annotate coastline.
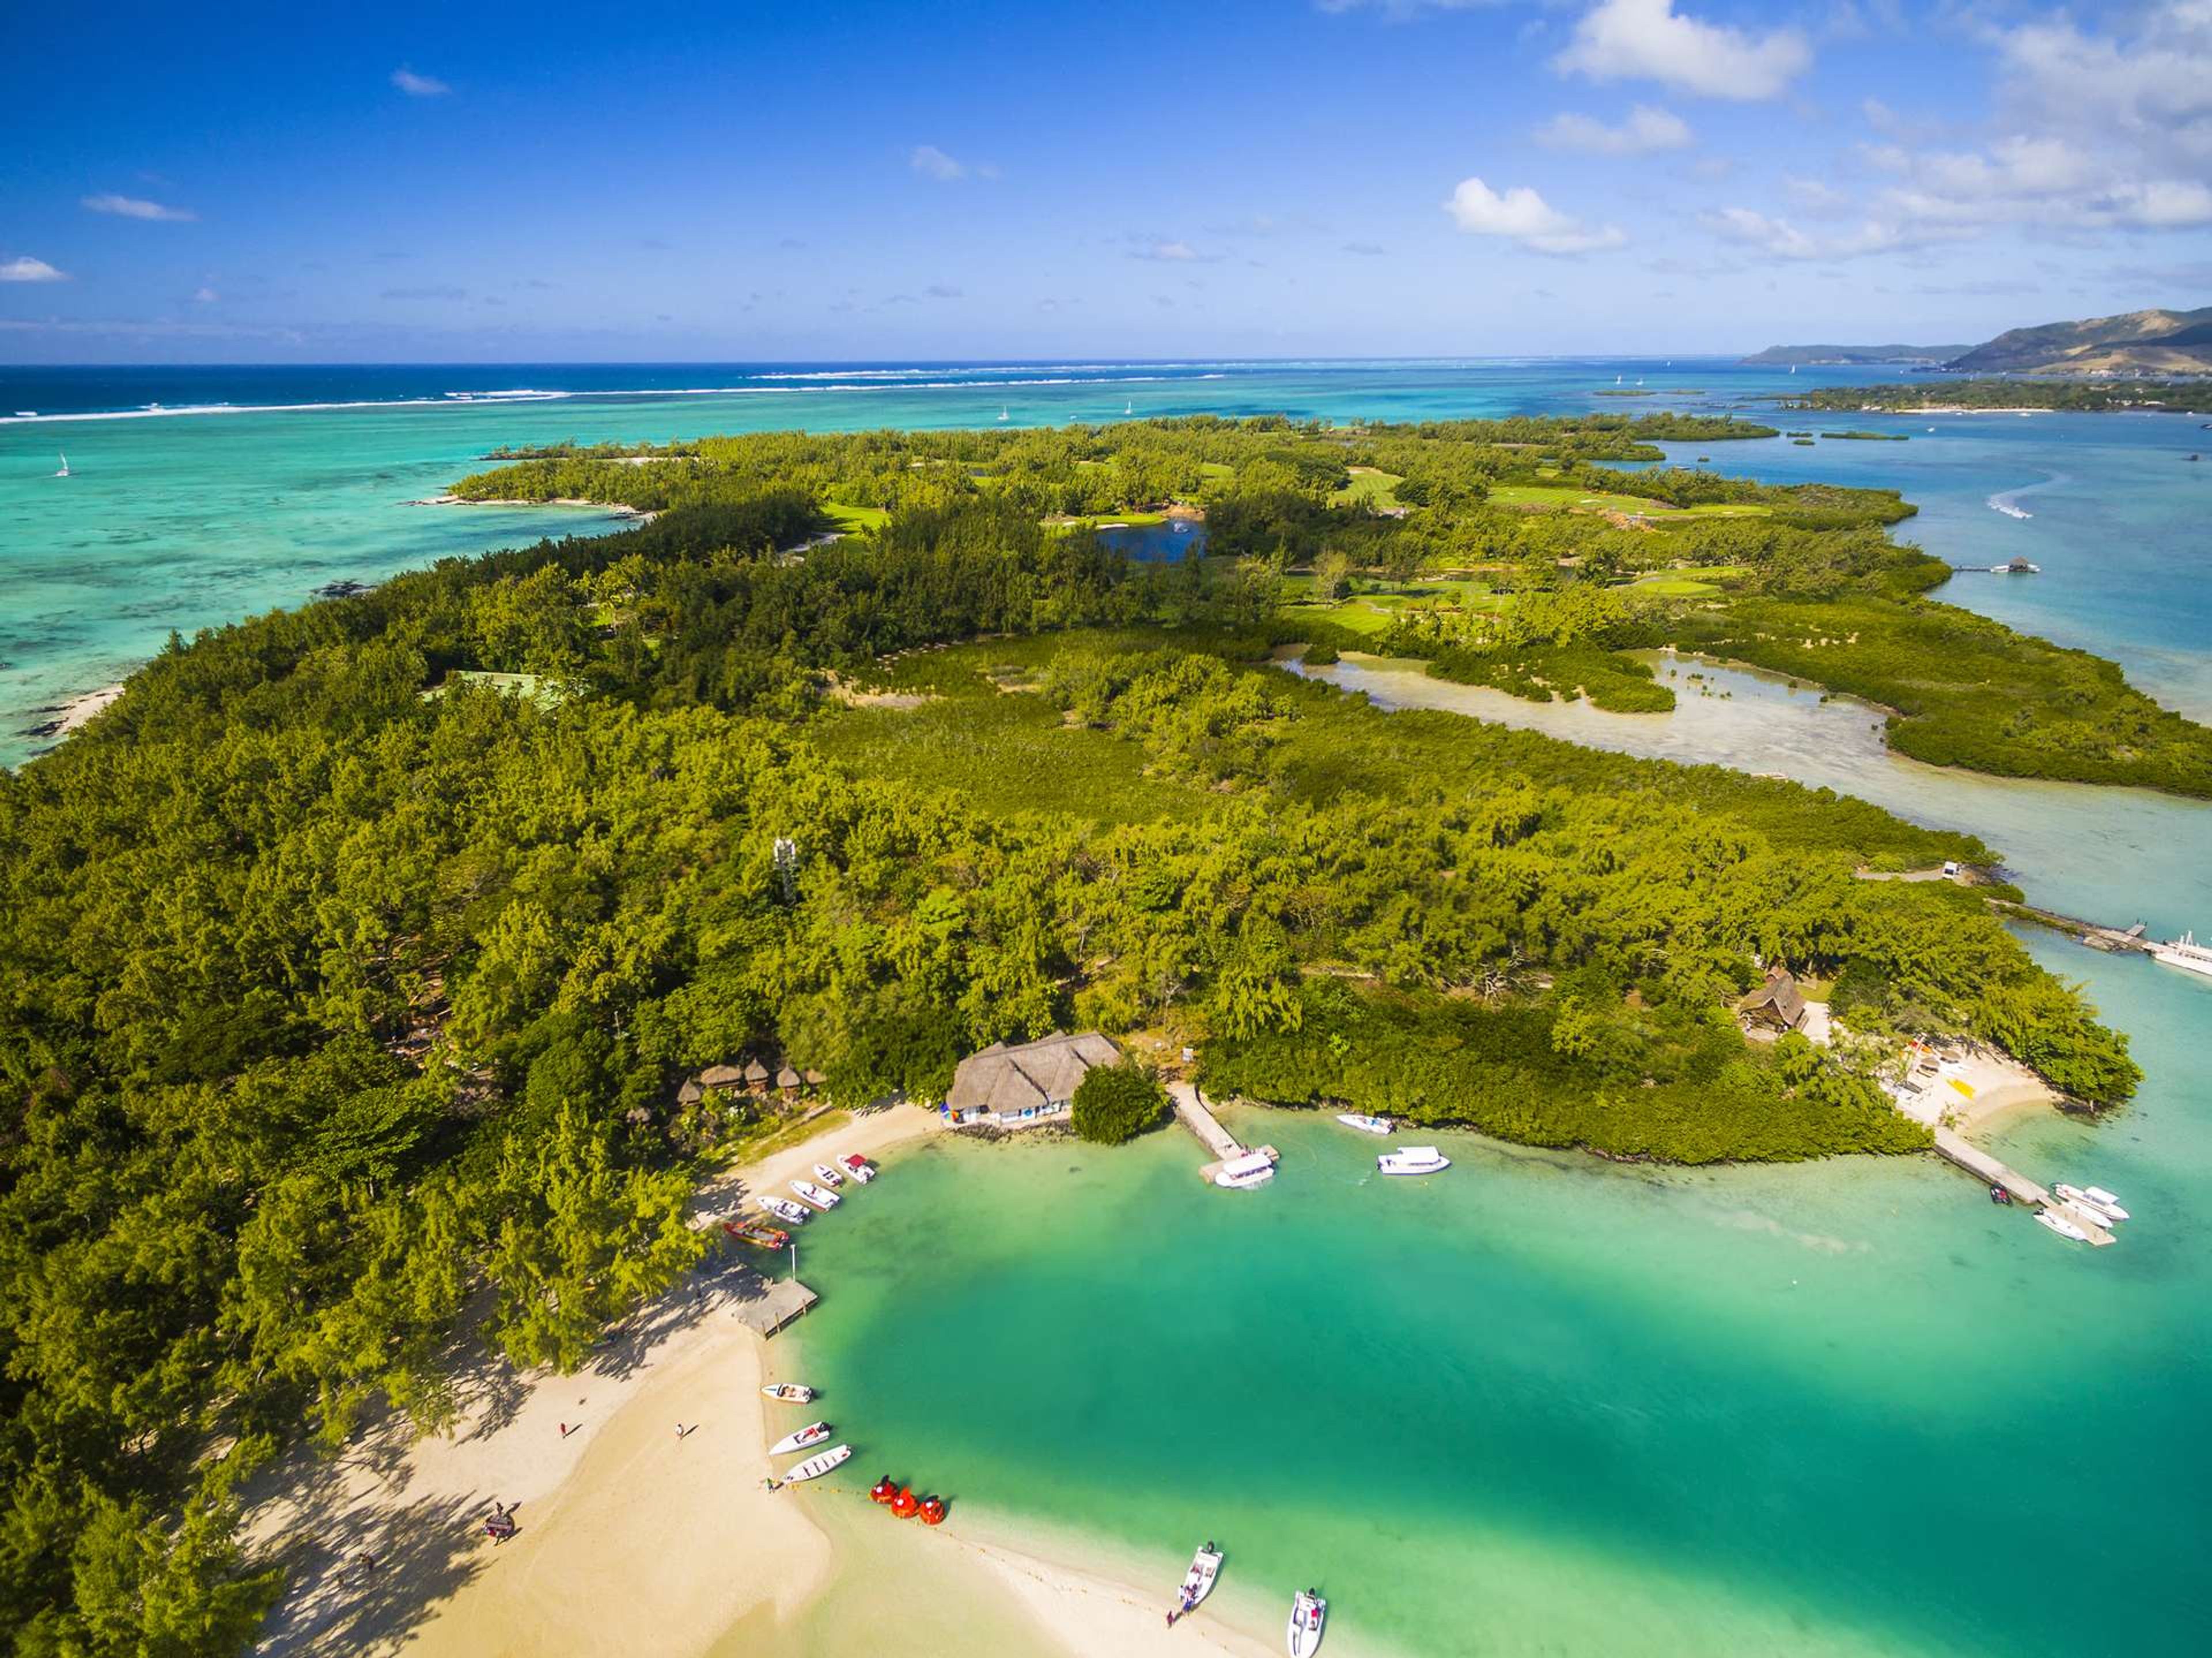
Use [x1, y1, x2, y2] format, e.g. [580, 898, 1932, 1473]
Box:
[241, 1104, 1285, 1658]
[412, 493, 660, 522]
[19, 682, 125, 743]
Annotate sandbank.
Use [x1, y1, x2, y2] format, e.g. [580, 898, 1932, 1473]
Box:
[412, 493, 658, 521]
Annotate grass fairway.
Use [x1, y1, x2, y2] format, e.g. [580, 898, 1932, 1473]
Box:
[1487, 483, 1770, 521]
[1331, 466, 1405, 510]
[824, 501, 891, 531]
[1280, 574, 1506, 634]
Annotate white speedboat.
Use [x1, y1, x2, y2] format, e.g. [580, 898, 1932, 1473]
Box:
[812, 1162, 846, 1187]
[2036, 1210, 2091, 1243]
[1335, 1113, 1391, 1135]
[2148, 932, 2212, 979]
[840, 1154, 877, 1182]
[1214, 1150, 1277, 1190]
[758, 1195, 811, 1225]
[1287, 1588, 1327, 1657]
[791, 1179, 840, 1210]
[2084, 1184, 2127, 1213]
[1377, 1146, 1450, 1176]
[2055, 1183, 2128, 1222]
[1178, 1543, 1222, 1612]
[768, 1421, 834, 1456]
[782, 1443, 851, 1483]
[760, 1382, 816, 1404]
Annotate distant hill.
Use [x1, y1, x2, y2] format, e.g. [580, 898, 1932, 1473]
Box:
[1946, 306, 2212, 374]
[1741, 343, 1968, 366]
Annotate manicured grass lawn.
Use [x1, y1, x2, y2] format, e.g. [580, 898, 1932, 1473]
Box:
[1331, 466, 1404, 510]
[1486, 483, 1770, 520]
[1280, 574, 1506, 635]
[824, 501, 891, 531]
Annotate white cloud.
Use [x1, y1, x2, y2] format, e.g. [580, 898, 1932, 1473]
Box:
[192, 286, 219, 304]
[911, 144, 964, 181]
[1555, 0, 1810, 101]
[1535, 104, 1691, 154]
[1701, 205, 1923, 261]
[0, 256, 68, 282]
[1444, 177, 1626, 255]
[1131, 239, 1203, 262]
[908, 144, 997, 182]
[391, 67, 450, 97]
[82, 192, 196, 222]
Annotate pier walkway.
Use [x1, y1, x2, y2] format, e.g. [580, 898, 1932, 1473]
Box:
[1926, 1129, 2115, 1245]
[1168, 1081, 1244, 1160]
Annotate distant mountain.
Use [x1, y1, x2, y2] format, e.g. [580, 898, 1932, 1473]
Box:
[1945, 306, 2212, 374]
[1741, 343, 1968, 366]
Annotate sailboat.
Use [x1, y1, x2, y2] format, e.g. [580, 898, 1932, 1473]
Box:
[1615, 374, 1622, 385]
[1124, 400, 1134, 416]
[55, 452, 70, 477]
[997, 406, 1009, 422]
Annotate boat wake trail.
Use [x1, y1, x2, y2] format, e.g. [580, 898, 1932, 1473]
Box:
[1987, 470, 2067, 520]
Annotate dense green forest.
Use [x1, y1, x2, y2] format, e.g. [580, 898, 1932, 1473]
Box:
[0, 415, 2152, 1653]
[1781, 378, 2212, 412]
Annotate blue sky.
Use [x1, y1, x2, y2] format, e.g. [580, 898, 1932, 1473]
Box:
[2, 0, 2208, 361]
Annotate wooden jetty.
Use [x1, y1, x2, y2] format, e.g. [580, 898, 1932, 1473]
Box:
[1999, 899, 2151, 955]
[1169, 1080, 1244, 1160]
[1168, 1080, 1285, 1184]
[1924, 1128, 2114, 1245]
[726, 1268, 820, 1336]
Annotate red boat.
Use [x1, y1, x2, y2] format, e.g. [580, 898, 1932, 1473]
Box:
[919, 1496, 948, 1525]
[724, 1219, 790, 1249]
[889, 1487, 920, 1519]
[870, 1477, 897, 1505]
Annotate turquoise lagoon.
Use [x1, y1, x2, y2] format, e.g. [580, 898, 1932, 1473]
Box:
[5, 362, 2209, 1653]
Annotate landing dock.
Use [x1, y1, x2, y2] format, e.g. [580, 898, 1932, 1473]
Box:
[1170, 1081, 1282, 1185]
[1897, 1088, 2116, 1245]
[1999, 899, 2151, 955]
[726, 1267, 820, 1335]
[1170, 1080, 1244, 1160]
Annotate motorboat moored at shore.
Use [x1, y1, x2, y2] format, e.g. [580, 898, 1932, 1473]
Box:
[760, 1382, 816, 1404]
[1214, 1150, 1278, 1190]
[841, 1153, 877, 1182]
[758, 1195, 811, 1225]
[1335, 1113, 1391, 1135]
[724, 1218, 790, 1249]
[2056, 1183, 2128, 1222]
[2036, 1209, 2092, 1243]
[2148, 932, 2212, 979]
[812, 1162, 846, 1187]
[1178, 1543, 1223, 1613]
[1287, 1588, 1327, 1656]
[1377, 1146, 1450, 1176]
[768, 1421, 834, 1456]
[791, 1179, 840, 1210]
[781, 1443, 852, 1483]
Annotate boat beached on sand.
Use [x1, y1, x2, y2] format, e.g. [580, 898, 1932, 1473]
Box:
[1287, 1588, 1327, 1656]
[840, 1153, 877, 1182]
[760, 1382, 816, 1404]
[1177, 1543, 1222, 1614]
[790, 1178, 840, 1210]
[812, 1162, 846, 1187]
[1335, 1113, 1391, 1135]
[758, 1195, 811, 1225]
[781, 1443, 852, 1484]
[1377, 1146, 1450, 1177]
[768, 1421, 834, 1456]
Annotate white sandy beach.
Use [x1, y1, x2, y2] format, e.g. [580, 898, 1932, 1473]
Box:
[1894, 1042, 2057, 1135]
[243, 1103, 1276, 1658]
